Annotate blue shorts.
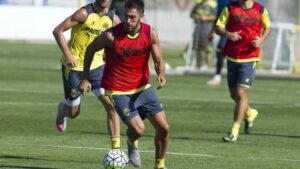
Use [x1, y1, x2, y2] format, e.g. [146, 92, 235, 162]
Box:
[61, 65, 104, 106]
[110, 87, 164, 123]
[227, 60, 256, 88]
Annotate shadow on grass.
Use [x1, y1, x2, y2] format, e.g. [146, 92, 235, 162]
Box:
[80, 131, 192, 140]
[0, 165, 57, 169]
[0, 155, 98, 165]
[80, 129, 300, 143]
[250, 132, 300, 139]
[203, 130, 300, 139]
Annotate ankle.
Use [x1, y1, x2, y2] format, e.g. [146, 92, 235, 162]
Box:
[155, 159, 165, 169]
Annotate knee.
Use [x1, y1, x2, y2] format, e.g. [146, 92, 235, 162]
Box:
[104, 102, 115, 112]
[158, 123, 170, 137]
[132, 124, 145, 138]
[236, 89, 247, 99]
[232, 90, 247, 102]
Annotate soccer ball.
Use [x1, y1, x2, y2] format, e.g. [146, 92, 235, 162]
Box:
[103, 149, 129, 169]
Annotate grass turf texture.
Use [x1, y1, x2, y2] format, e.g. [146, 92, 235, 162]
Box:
[0, 42, 299, 169]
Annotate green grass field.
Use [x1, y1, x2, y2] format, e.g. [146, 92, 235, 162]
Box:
[0, 42, 299, 169]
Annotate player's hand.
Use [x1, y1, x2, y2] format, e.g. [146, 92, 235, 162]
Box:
[66, 55, 77, 68]
[251, 36, 261, 48]
[157, 75, 166, 90]
[227, 31, 242, 42]
[80, 79, 91, 95]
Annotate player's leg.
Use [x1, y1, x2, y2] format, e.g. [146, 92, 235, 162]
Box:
[207, 36, 226, 86]
[244, 107, 258, 134]
[56, 65, 82, 132]
[111, 94, 143, 167]
[223, 60, 239, 142]
[233, 86, 249, 135]
[216, 36, 227, 75]
[223, 61, 256, 142]
[137, 87, 169, 169]
[205, 45, 212, 68]
[126, 116, 144, 168]
[89, 65, 121, 149]
[193, 24, 202, 69]
[147, 111, 169, 169]
[223, 86, 240, 142]
[195, 49, 202, 69]
[237, 62, 258, 134]
[99, 95, 121, 148]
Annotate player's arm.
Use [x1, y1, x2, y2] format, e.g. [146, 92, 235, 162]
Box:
[251, 8, 271, 48]
[150, 27, 166, 90]
[52, 8, 88, 68]
[215, 7, 242, 42]
[80, 29, 114, 94]
[260, 9, 271, 43]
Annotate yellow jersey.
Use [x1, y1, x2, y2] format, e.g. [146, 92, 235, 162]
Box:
[62, 3, 114, 71]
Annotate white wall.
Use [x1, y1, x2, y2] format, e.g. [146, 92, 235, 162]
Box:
[0, 6, 193, 45]
[0, 6, 76, 41]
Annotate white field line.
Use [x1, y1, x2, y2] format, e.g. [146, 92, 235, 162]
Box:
[4, 143, 300, 162]
[4, 143, 218, 158]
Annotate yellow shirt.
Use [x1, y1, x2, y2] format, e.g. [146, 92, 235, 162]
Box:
[62, 3, 113, 71]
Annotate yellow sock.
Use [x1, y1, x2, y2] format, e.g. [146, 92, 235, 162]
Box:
[231, 122, 240, 136]
[246, 108, 258, 121]
[155, 159, 165, 169]
[111, 136, 120, 149]
[127, 139, 138, 148]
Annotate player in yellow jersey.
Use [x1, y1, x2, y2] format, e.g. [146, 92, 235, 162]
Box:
[52, 0, 121, 149]
[190, 0, 217, 69]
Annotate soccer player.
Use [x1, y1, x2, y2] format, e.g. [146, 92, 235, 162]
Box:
[80, 0, 170, 168]
[52, 0, 121, 149]
[215, 0, 271, 142]
[206, 0, 231, 86]
[190, 0, 217, 70]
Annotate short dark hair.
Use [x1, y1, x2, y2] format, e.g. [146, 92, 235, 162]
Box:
[125, 0, 144, 14]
